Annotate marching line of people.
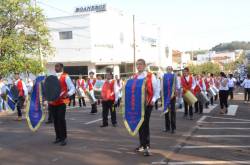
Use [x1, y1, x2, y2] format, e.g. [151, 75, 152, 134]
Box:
[0, 60, 249, 157]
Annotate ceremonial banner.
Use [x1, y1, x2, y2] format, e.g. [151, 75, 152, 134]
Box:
[162, 74, 176, 114]
[6, 87, 16, 112]
[123, 78, 145, 136]
[26, 76, 45, 132]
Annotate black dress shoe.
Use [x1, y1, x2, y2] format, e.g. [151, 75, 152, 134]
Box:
[112, 123, 117, 127]
[60, 139, 67, 146]
[100, 124, 108, 128]
[171, 129, 175, 134]
[53, 139, 61, 144]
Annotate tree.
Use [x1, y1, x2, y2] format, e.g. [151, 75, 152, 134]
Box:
[0, 0, 53, 76]
[188, 62, 221, 75]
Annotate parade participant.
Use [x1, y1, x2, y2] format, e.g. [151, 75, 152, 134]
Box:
[162, 66, 179, 133]
[68, 79, 76, 107]
[49, 63, 75, 146]
[228, 74, 236, 100]
[154, 73, 161, 111]
[0, 76, 6, 111]
[194, 74, 206, 114]
[176, 73, 183, 109]
[86, 70, 98, 114]
[100, 71, 117, 127]
[26, 78, 34, 95]
[94, 75, 104, 105]
[132, 59, 159, 156]
[114, 75, 123, 108]
[202, 72, 210, 109]
[241, 74, 250, 103]
[218, 72, 229, 114]
[14, 73, 28, 121]
[208, 73, 216, 105]
[76, 75, 86, 107]
[180, 67, 196, 120]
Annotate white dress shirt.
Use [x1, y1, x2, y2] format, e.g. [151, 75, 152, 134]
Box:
[114, 80, 123, 102]
[228, 78, 236, 88]
[241, 79, 250, 88]
[219, 77, 229, 91]
[15, 79, 28, 96]
[56, 72, 75, 96]
[136, 71, 160, 103]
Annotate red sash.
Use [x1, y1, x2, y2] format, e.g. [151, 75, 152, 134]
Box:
[16, 80, 24, 97]
[101, 80, 115, 101]
[181, 75, 193, 93]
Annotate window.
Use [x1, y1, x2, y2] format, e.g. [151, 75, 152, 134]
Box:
[59, 31, 72, 40]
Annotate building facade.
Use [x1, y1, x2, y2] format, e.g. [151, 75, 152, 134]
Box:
[46, 4, 171, 78]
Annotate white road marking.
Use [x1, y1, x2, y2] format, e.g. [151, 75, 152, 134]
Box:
[181, 145, 250, 149]
[166, 161, 250, 164]
[226, 105, 238, 116]
[198, 121, 250, 124]
[186, 135, 250, 138]
[203, 115, 250, 122]
[197, 127, 250, 130]
[197, 115, 207, 123]
[84, 116, 111, 125]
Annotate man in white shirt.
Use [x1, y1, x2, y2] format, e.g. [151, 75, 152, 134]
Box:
[134, 59, 159, 156]
[228, 74, 236, 100]
[241, 74, 250, 103]
[49, 63, 75, 146]
[0, 76, 6, 111]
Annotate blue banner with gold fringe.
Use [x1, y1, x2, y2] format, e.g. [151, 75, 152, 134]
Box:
[123, 78, 145, 136]
[26, 76, 45, 132]
[6, 87, 16, 112]
[162, 73, 176, 114]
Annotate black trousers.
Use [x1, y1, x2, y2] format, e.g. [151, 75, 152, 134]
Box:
[68, 94, 76, 107]
[102, 100, 116, 125]
[165, 98, 176, 131]
[91, 102, 97, 113]
[184, 101, 193, 117]
[244, 88, 250, 101]
[210, 96, 214, 105]
[51, 104, 67, 141]
[139, 105, 153, 149]
[228, 87, 234, 100]
[195, 100, 203, 114]
[17, 96, 25, 117]
[47, 104, 53, 122]
[219, 90, 229, 109]
[78, 97, 86, 107]
[215, 94, 218, 101]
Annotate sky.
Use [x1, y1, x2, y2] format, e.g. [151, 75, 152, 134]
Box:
[38, 0, 250, 51]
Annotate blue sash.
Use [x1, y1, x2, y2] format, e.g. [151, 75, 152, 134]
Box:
[26, 76, 45, 132]
[162, 73, 176, 113]
[123, 78, 145, 136]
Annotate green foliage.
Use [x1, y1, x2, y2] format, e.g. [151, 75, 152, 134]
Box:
[0, 0, 53, 76]
[188, 62, 221, 75]
[212, 41, 250, 52]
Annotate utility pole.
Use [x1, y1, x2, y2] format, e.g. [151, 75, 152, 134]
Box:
[133, 15, 136, 73]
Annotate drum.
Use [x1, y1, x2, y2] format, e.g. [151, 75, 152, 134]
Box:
[85, 90, 96, 104]
[94, 90, 102, 99]
[211, 86, 219, 94]
[183, 90, 197, 106]
[200, 91, 210, 103]
[76, 88, 85, 98]
[208, 87, 217, 96]
[43, 75, 61, 101]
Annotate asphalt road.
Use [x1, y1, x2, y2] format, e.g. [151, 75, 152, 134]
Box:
[0, 91, 249, 165]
